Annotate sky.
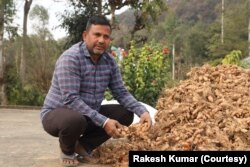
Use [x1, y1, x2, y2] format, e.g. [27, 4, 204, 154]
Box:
[14, 0, 70, 39]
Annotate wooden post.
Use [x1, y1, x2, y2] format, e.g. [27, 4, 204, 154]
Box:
[172, 43, 175, 80]
[221, 0, 224, 44]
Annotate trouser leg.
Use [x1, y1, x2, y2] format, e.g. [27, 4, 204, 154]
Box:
[42, 107, 87, 155]
[78, 104, 134, 153]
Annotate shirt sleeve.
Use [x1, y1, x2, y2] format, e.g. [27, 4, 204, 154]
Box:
[56, 54, 108, 127]
[108, 61, 147, 117]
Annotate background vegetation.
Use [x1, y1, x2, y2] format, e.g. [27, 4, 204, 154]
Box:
[0, 0, 249, 107]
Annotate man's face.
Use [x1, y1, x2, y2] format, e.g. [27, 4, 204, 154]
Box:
[83, 24, 111, 56]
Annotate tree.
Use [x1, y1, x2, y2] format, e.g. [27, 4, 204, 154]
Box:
[0, 0, 16, 104]
[20, 0, 33, 84]
[28, 5, 61, 93]
[129, 0, 166, 43]
[29, 5, 52, 39]
[60, 0, 166, 47]
[148, 0, 221, 79]
[4, 4, 63, 105]
[205, 0, 248, 65]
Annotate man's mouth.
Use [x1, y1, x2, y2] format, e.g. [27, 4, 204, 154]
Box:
[95, 46, 104, 50]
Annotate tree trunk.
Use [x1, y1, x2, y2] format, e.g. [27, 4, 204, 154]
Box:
[97, 0, 102, 15]
[0, 2, 4, 81]
[0, 1, 7, 104]
[108, 0, 119, 28]
[110, 4, 116, 28]
[20, 0, 32, 84]
[172, 43, 175, 80]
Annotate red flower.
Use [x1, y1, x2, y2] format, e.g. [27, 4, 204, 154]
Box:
[162, 48, 169, 54]
[121, 50, 127, 57]
[111, 51, 116, 57]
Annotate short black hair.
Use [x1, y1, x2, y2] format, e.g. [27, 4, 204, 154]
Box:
[86, 15, 111, 31]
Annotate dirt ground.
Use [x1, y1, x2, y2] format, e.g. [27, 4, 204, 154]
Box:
[0, 108, 111, 167]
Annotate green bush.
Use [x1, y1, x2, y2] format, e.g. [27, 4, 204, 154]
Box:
[120, 41, 172, 107]
[5, 66, 45, 106]
[222, 50, 242, 65]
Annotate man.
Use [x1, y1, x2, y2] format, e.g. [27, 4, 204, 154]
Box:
[40, 15, 152, 167]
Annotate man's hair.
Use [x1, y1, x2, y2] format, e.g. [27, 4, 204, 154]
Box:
[86, 15, 111, 31]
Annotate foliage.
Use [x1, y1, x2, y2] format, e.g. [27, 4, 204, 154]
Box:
[29, 4, 52, 38]
[147, 0, 249, 79]
[208, 58, 223, 66]
[149, 10, 179, 45]
[3, 5, 63, 106]
[30, 5, 49, 25]
[2, 0, 250, 106]
[27, 35, 62, 94]
[182, 22, 209, 66]
[104, 89, 113, 101]
[207, 0, 248, 60]
[5, 64, 44, 105]
[60, 0, 166, 47]
[222, 50, 242, 65]
[60, 11, 89, 48]
[4, 34, 62, 105]
[221, 50, 250, 69]
[240, 61, 250, 69]
[174, 0, 218, 24]
[1, 0, 15, 22]
[1, 0, 17, 38]
[28, 5, 62, 94]
[120, 41, 171, 106]
[130, 0, 166, 33]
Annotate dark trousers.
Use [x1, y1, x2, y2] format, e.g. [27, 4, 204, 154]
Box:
[42, 104, 134, 155]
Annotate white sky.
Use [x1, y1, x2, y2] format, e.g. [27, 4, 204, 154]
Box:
[14, 0, 70, 39]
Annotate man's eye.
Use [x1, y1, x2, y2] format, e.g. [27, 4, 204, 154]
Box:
[95, 33, 101, 37]
[104, 35, 110, 40]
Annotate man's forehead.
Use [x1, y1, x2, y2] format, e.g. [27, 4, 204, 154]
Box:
[88, 24, 111, 32]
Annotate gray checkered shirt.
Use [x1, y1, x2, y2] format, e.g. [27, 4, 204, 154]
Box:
[40, 42, 147, 127]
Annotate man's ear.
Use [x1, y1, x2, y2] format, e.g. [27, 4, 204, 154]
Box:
[82, 31, 86, 41]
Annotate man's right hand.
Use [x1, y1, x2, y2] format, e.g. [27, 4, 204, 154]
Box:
[103, 119, 124, 138]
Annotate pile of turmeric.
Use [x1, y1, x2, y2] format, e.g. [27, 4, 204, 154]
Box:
[92, 64, 250, 167]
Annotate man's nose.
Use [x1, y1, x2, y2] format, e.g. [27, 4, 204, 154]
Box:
[98, 36, 105, 43]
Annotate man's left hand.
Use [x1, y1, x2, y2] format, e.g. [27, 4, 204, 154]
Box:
[139, 112, 152, 131]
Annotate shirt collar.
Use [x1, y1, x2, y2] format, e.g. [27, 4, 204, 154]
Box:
[80, 41, 91, 58]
